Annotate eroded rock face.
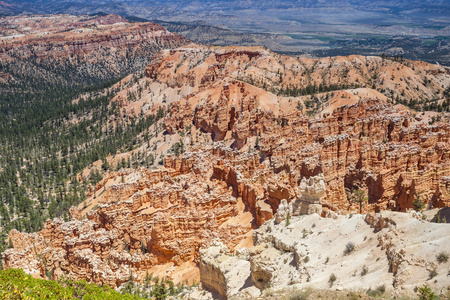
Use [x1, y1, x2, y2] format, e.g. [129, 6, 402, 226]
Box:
[0, 14, 188, 60]
[199, 211, 450, 298]
[292, 174, 325, 216]
[274, 199, 292, 224]
[2, 146, 268, 286]
[0, 14, 189, 87]
[144, 45, 450, 212]
[199, 240, 251, 300]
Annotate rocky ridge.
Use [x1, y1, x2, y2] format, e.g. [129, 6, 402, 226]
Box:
[145, 45, 450, 112]
[0, 14, 186, 59]
[0, 14, 188, 89]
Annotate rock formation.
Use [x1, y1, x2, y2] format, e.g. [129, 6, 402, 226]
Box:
[199, 240, 251, 300]
[274, 199, 291, 224]
[198, 211, 450, 299]
[0, 13, 189, 93]
[3, 44, 450, 292]
[0, 14, 187, 60]
[292, 174, 325, 216]
[2, 146, 265, 286]
[139, 45, 450, 212]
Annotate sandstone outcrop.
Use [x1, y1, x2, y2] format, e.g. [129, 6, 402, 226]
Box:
[292, 174, 325, 216]
[274, 199, 291, 224]
[199, 240, 251, 300]
[197, 211, 450, 299]
[138, 45, 450, 212]
[2, 146, 267, 286]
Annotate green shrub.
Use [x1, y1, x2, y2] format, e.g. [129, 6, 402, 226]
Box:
[361, 265, 368, 276]
[0, 268, 143, 299]
[436, 252, 448, 263]
[417, 285, 438, 300]
[428, 269, 438, 279]
[413, 194, 425, 211]
[329, 273, 337, 286]
[302, 228, 308, 238]
[344, 242, 355, 255]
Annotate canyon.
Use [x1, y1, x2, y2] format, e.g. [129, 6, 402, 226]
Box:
[0, 13, 189, 245]
[2, 40, 450, 297]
